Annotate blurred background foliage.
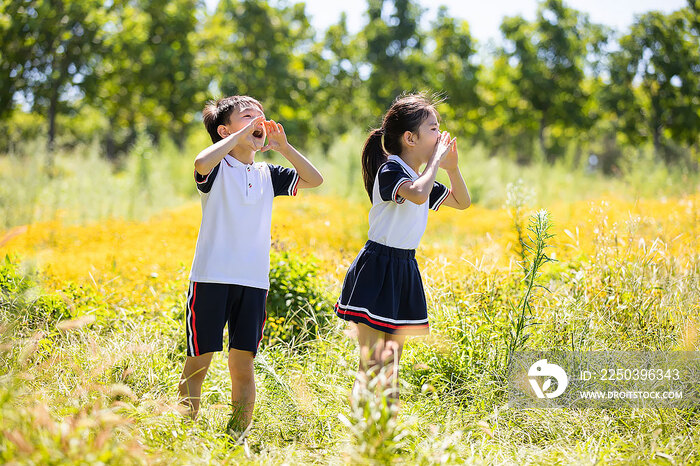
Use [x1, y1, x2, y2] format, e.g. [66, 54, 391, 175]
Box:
[0, 2, 699, 462]
[0, 0, 697, 170]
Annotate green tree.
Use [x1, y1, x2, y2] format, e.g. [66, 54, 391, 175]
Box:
[0, 0, 107, 151]
[310, 13, 371, 150]
[96, 0, 204, 156]
[199, 0, 316, 147]
[479, 54, 540, 163]
[359, 0, 429, 114]
[428, 6, 480, 138]
[499, 0, 606, 162]
[603, 6, 700, 163]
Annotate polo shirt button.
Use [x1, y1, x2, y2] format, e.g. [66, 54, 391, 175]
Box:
[248, 184, 252, 188]
[247, 167, 250, 171]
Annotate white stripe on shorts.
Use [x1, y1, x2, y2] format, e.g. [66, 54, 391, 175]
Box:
[186, 282, 194, 356]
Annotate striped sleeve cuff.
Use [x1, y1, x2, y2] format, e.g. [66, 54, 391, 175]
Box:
[288, 171, 300, 196]
[430, 188, 450, 211]
[393, 178, 412, 204]
[195, 168, 212, 184]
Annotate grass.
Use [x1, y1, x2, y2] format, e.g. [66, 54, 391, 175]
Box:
[1, 129, 697, 229]
[1, 188, 699, 463]
[0, 136, 699, 463]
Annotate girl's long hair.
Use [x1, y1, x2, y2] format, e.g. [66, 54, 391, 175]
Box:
[361, 93, 441, 200]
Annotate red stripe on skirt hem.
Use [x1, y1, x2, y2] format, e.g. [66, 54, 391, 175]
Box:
[335, 304, 428, 330]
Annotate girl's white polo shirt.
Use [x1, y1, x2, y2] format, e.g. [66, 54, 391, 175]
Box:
[189, 154, 299, 290]
[367, 155, 449, 250]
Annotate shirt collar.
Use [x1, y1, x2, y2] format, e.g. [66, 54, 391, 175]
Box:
[224, 154, 255, 168]
[388, 154, 418, 178]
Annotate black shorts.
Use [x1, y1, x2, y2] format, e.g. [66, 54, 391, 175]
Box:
[335, 240, 429, 335]
[185, 281, 268, 356]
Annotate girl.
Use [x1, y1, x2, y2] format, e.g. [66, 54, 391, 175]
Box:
[335, 93, 470, 406]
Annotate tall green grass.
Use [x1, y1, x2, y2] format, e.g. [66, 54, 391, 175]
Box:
[1, 131, 697, 230]
[0, 136, 195, 229]
[1, 196, 698, 463]
[308, 129, 699, 206]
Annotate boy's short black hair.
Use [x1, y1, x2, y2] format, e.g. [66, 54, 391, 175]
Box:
[202, 96, 264, 143]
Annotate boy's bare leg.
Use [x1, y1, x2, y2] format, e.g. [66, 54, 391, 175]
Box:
[179, 352, 214, 420]
[354, 323, 405, 405]
[228, 348, 256, 432]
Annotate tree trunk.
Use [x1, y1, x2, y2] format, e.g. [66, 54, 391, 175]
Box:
[47, 83, 58, 173]
[651, 123, 669, 164]
[573, 143, 582, 169]
[539, 116, 550, 163]
[171, 126, 185, 150]
[648, 91, 670, 164]
[105, 119, 116, 160]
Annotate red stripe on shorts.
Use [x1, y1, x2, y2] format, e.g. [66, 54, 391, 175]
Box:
[257, 290, 268, 350]
[191, 282, 200, 356]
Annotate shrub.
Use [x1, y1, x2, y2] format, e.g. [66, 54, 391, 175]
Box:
[0, 256, 73, 331]
[266, 250, 332, 345]
[0, 254, 33, 296]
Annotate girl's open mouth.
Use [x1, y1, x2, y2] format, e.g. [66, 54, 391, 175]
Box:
[252, 129, 263, 139]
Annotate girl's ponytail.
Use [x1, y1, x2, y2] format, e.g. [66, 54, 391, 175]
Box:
[361, 128, 387, 200]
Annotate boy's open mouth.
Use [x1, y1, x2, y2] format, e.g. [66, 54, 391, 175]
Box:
[252, 129, 263, 139]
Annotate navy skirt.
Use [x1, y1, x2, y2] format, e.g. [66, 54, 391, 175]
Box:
[335, 240, 429, 335]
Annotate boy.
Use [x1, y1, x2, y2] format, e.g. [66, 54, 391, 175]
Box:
[178, 96, 323, 432]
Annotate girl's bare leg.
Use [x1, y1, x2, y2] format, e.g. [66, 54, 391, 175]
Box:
[354, 323, 405, 406]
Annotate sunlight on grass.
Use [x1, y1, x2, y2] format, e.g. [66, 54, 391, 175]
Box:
[1, 190, 698, 463]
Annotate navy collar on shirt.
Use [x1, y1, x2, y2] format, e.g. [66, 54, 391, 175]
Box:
[388, 154, 418, 178]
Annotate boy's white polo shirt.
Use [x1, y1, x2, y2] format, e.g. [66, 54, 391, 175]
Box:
[367, 154, 450, 250]
[189, 154, 299, 290]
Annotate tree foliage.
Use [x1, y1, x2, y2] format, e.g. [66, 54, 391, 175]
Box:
[1, 0, 108, 148]
[499, 0, 607, 161]
[0, 0, 698, 168]
[604, 7, 700, 162]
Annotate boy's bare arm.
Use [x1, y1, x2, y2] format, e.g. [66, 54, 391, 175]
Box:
[262, 120, 323, 189]
[194, 116, 264, 176]
[278, 144, 324, 189]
